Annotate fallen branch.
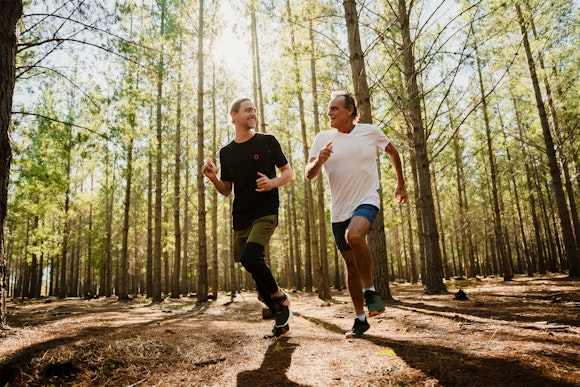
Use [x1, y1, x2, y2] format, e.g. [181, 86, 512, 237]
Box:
[484, 328, 499, 350]
[126, 378, 148, 387]
[194, 357, 226, 367]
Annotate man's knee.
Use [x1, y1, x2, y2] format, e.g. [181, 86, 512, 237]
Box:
[239, 242, 265, 272]
[345, 230, 366, 247]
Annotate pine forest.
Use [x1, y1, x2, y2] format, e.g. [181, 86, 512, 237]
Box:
[1, 0, 580, 319]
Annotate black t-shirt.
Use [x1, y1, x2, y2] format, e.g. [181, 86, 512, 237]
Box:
[219, 133, 288, 230]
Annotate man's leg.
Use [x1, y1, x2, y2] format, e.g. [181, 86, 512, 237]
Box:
[334, 219, 371, 338]
[240, 242, 278, 300]
[341, 249, 371, 338]
[340, 249, 364, 315]
[346, 215, 385, 317]
[240, 215, 291, 330]
[345, 216, 373, 288]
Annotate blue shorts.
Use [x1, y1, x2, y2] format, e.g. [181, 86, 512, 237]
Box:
[331, 204, 379, 252]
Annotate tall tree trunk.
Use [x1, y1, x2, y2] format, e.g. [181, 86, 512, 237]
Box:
[398, 0, 446, 294]
[474, 40, 512, 281]
[119, 138, 134, 300]
[533, 166, 550, 274]
[343, 0, 393, 300]
[432, 170, 450, 279]
[450, 110, 474, 278]
[171, 52, 183, 299]
[29, 216, 39, 297]
[37, 253, 44, 297]
[308, 13, 330, 300]
[526, 2, 580, 251]
[153, 0, 166, 302]
[289, 176, 303, 290]
[283, 192, 296, 289]
[163, 189, 170, 294]
[408, 129, 425, 283]
[515, 2, 579, 277]
[405, 196, 418, 283]
[552, 67, 580, 247]
[104, 160, 114, 298]
[86, 192, 94, 295]
[59, 127, 72, 298]
[210, 56, 218, 299]
[196, 0, 209, 302]
[181, 134, 190, 295]
[228, 196, 236, 299]
[504, 116, 533, 276]
[72, 220, 80, 296]
[250, 8, 266, 134]
[146, 137, 154, 297]
[0, 0, 21, 327]
[287, 0, 320, 296]
[452, 136, 464, 275]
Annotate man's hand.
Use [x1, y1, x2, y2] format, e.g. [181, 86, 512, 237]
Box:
[202, 157, 217, 179]
[305, 140, 333, 180]
[395, 184, 408, 204]
[317, 140, 333, 164]
[256, 172, 276, 192]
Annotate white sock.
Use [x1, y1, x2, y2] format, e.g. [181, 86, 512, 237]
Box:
[356, 313, 366, 322]
[362, 285, 375, 293]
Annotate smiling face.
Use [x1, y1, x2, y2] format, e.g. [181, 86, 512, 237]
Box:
[231, 99, 257, 130]
[327, 95, 355, 132]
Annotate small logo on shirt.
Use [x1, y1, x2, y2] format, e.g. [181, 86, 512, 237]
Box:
[254, 154, 259, 160]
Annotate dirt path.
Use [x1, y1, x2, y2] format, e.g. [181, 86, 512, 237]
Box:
[1, 274, 579, 386]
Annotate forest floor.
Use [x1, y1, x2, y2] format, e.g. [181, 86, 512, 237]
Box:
[1, 274, 579, 387]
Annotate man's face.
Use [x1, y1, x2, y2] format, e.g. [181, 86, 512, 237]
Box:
[327, 96, 353, 129]
[232, 100, 257, 130]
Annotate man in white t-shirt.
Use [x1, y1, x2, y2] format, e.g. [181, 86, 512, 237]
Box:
[305, 91, 408, 339]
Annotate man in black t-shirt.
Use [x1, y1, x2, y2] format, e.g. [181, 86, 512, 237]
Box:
[202, 97, 294, 338]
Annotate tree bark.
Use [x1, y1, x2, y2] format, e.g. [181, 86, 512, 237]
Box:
[104, 162, 114, 298]
[474, 38, 512, 281]
[146, 137, 154, 297]
[343, 0, 393, 300]
[181, 131, 190, 295]
[250, 8, 266, 134]
[0, 0, 22, 326]
[152, 0, 166, 302]
[196, 0, 209, 302]
[59, 126, 72, 297]
[119, 138, 133, 300]
[308, 13, 330, 300]
[526, 2, 580, 254]
[209, 41, 218, 299]
[171, 51, 183, 299]
[397, 0, 446, 294]
[515, 2, 579, 277]
[287, 0, 321, 297]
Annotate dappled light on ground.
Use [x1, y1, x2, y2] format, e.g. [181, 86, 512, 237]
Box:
[1, 274, 578, 386]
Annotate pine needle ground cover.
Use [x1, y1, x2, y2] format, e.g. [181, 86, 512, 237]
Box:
[1, 274, 578, 386]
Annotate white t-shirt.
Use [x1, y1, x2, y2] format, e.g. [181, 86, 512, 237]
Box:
[309, 123, 390, 223]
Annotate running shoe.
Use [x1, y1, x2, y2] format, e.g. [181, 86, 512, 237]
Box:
[345, 318, 370, 339]
[364, 290, 385, 317]
[271, 293, 292, 328]
[264, 323, 290, 339]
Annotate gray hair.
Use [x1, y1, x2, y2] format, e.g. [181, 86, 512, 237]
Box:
[331, 91, 358, 120]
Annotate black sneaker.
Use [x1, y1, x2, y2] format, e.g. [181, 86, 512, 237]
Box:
[271, 293, 291, 328]
[264, 323, 290, 339]
[345, 318, 370, 339]
[364, 290, 385, 317]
